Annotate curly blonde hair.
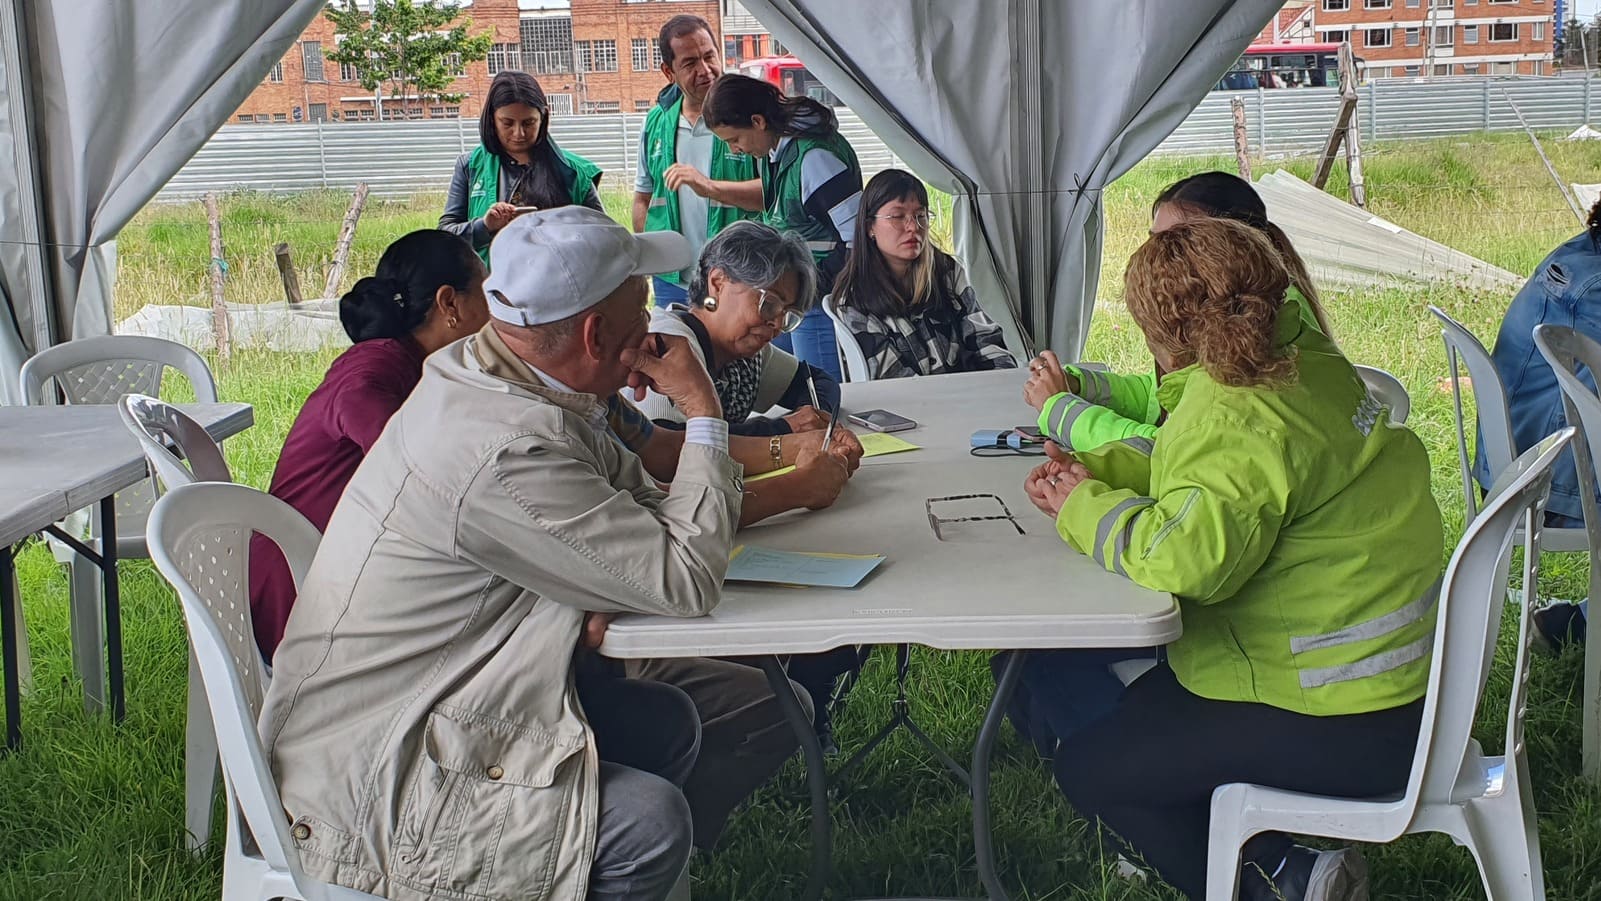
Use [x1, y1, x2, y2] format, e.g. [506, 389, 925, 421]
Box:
[1124, 218, 1297, 389]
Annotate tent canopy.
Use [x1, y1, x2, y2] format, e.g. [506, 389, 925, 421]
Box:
[0, 1, 1279, 402]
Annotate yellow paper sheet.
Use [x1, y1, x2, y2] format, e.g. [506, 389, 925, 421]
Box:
[745, 431, 922, 482]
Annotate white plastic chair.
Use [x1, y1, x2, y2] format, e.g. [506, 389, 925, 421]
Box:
[20, 335, 222, 713]
[1354, 364, 1410, 425]
[1430, 306, 1586, 551]
[1204, 429, 1571, 901]
[120, 394, 233, 852]
[1530, 324, 1601, 780]
[821, 295, 873, 384]
[148, 482, 375, 901]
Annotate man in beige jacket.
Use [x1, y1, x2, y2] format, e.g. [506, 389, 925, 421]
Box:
[260, 207, 773, 901]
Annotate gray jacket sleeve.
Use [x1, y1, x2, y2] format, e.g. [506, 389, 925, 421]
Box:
[439, 153, 491, 250]
[455, 435, 743, 618]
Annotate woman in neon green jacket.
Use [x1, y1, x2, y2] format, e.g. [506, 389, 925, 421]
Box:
[1024, 218, 1441, 901]
[1023, 171, 1331, 453]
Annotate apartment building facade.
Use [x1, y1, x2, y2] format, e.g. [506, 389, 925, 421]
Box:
[1311, 0, 1554, 78]
[569, 0, 724, 114]
[233, 0, 527, 124]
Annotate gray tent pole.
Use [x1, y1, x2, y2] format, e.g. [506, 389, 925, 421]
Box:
[0, 0, 56, 380]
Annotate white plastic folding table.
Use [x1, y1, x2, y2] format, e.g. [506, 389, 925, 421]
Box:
[600, 370, 1180, 900]
[0, 402, 254, 750]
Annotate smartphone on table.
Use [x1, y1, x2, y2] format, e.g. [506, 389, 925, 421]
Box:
[847, 409, 917, 433]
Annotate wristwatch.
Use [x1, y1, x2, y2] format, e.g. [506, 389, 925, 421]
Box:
[770, 435, 785, 471]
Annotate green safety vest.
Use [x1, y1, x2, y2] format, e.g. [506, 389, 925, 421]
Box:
[1056, 302, 1443, 717]
[466, 143, 603, 268]
[759, 130, 861, 278]
[641, 93, 757, 286]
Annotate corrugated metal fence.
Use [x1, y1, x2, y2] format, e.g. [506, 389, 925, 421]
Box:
[155, 75, 1594, 202]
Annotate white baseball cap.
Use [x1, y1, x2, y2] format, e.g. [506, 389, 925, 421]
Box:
[481, 206, 693, 326]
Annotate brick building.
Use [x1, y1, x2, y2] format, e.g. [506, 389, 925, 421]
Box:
[233, 0, 541, 124]
[1311, 0, 1555, 77]
[568, 0, 724, 114]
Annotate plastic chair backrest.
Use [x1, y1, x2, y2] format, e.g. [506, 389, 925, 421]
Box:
[21, 336, 220, 537]
[1430, 306, 1516, 520]
[821, 295, 873, 383]
[119, 394, 232, 490]
[1532, 324, 1601, 545]
[1354, 364, 1410, 425]
[1406, 429, 1569, 811]
[147, 482, 321, 880]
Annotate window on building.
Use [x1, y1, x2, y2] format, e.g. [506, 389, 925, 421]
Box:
[429, 106, 445, 118]
[636, 98, 654, 112]
[237, 114, 252, 123]
[724, 35, 738, 60]
[302, 41, 325, 82]
[632, 38, 652, 71]
[1369, 65, 1389, 78]
[1363, 0, 1391, 8]
[547, 93, 573, 115]
[488, 42, 522, 74]
[581, 100, 621, 114]
[1464, 63, 1481, 73]
[1465, 0, 1477, 4]
[1430, 0, 1453, 7]
[1533, 60, 1544, 74]
[1405, 27, 1420, 46]
[1323, 0, 1349, 9]
[1533, 21, 1545, 41]
[354, 107, 375, 120]
[340, 61, 359, 81]
[1434, 64, 1451, 75]
[1488, 0, 1515, 4]
[271, 112, 285, 123]
[1326, 29, 1349, 43]
[520, 15, 573, 73]
[1405, 65, 1421, 75]
[1490, 22, 1517, 41]
[445, 53, 465, 77]
[309, 103, 328, 122]
[406, 106, 424, 119]
[1492, 60, 1515, 74]
[1365, 27, 1393, 47]
[1406, 0, 1419, 7]
[254, 114, 270, 123]
[575, 40, 593, 72]
[1463, 24, 1478, 42]
[268, 61, 284, 83]
[593, 39, 619, 72]
[1435, 25, 1454, 45]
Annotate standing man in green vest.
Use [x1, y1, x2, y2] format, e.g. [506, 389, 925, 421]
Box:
[633, 15, 763, 308]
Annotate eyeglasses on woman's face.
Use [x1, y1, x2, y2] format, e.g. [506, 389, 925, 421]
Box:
[871, 209, 933, 231]
[753, 286, 803, 333]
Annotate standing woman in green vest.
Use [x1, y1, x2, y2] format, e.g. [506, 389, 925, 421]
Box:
[439, 71, 603, 268]
[703, 72, 862, 383]
[632, 14, 763, 309]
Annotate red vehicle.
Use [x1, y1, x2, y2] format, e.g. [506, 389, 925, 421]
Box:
[1217, 42, 1364, 90]
[738, 55, 842, 106]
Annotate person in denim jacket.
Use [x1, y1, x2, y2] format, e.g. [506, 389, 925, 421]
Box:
[1483, 200, 1601, 645]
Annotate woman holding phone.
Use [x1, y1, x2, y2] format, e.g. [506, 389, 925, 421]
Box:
[439, 71, 605, 267]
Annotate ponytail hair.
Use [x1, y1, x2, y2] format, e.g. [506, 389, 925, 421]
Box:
[339, 230, 482, 343]
[1124, 218, 1297, 389]
[1153, 170, 1332, 338]
[703, 73, 836, 139]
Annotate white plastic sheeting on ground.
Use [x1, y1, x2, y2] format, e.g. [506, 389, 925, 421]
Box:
[739, 0, 1284, 357]
[1256, 170, 1524, 293]
[1573, 184, 1601, 212]
[0, 0, 324, 403]
[118, 303, 349, 355]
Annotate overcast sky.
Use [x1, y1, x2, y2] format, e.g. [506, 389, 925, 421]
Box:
[1572, 0, 1600, 19]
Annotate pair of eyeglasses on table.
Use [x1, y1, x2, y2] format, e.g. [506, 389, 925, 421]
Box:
[924, 493, 1027, 541]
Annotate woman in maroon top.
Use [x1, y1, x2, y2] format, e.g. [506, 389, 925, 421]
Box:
[249, 230, 489, 659]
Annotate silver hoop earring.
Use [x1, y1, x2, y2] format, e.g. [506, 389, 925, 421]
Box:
[701, 296, 718, 312]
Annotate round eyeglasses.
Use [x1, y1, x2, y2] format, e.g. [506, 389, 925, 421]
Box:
[755, 287, 804, 333]
[871, 210, 933, 230]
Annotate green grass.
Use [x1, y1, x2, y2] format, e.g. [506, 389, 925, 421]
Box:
[8, 131, 1601, 899]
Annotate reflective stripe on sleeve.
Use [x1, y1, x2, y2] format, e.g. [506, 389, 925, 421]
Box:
[1092, 496, 1156, 570]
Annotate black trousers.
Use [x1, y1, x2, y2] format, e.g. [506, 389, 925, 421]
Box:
[1052, 663, 1423, 900]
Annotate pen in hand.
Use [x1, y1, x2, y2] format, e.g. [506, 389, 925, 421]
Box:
[805, 370, 822, 412]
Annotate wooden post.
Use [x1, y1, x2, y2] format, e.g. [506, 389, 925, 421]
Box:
[1339, 42, 1367, 208]
[324, 182, 371, 299]
[1231, 96, 1253, 182]
[1502, 86, 1586, 224]
[275, 242, 304, 305]
[204, 193, 231, 364]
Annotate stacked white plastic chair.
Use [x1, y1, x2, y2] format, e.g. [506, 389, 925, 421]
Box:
[147, 482, 378, 901]
[119, 393, 235, 851]
[1203, 430, 1570, 901]
[821, 295, 873, 384]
